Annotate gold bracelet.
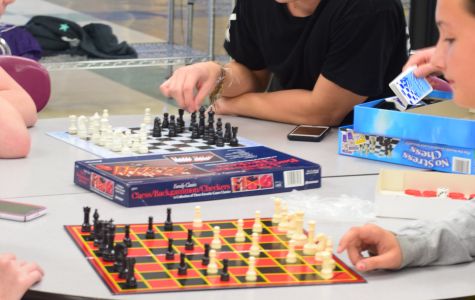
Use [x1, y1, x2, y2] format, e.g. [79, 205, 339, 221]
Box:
[209, 63, 226, 107]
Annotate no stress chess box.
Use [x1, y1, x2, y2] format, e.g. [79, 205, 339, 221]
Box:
[74, 146, 321, 207]
[338, 126, 475, 175]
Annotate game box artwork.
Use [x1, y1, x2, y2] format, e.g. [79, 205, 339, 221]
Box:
[74, 146, 321, 207]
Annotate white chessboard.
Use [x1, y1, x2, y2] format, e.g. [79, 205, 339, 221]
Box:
[48, 126, 260, 158]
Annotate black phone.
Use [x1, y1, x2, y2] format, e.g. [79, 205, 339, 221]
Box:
[287, 125, 330, 142]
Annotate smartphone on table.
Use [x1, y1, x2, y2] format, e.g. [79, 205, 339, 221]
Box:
[0, 199, 47, 222]
[287, 125, 330, 142]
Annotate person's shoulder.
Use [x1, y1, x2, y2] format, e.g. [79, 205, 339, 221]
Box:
[329, 0, 403, 17]
[237, 0, 274, 10]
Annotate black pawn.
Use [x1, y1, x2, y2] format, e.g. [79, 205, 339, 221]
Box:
[166, 238, 175, 260]
[191, 123, 199, 139]
[216, 132, 224, 147]
[152, 117, 162, 137]
[82, 206, 91, 233]
[113, 243, 126, 272]
[164, 208, 173, 231]
[224, 122, 232, 143]
[201, 243, 210, 266]
[123, 224, 132, 247]
[125, 257, 137, 288]
[178, 252, 188, 275]
[189, 112, 197, 131]
[146, 216, 155, 239]
[162, 112, 169, 128]
[216, 118, 223, 133]
[229, 126, 239, 146]
[185, 229, 194, 250]
[220, 259, 230, 281]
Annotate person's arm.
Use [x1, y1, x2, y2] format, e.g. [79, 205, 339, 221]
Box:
[0, 99, 31, 158]
[215, 74, 367, 126]
[338, 203, 475, 271]
[397, 203, 475, 268]
[0, 253, 44, 300]
[0, 67, 37, 128]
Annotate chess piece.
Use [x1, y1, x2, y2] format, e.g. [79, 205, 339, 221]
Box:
[125, 257, 137, 288]
[211, 226, 222, 250]
[303, 220, 318, 255]
[185, 229, 194, 250]
[202, 243, 211, 266]
[165, 238, 175, 260]
[68, 115, 77, 134]
[220, 259, 230, 281]
[192, 206, 203, 228]
[235, 219, 245, 242]
[252, 210, 263, 234]
[164, 207, 173, 231]
[146, 216, 155, 239]
[286, 239, 298, 264]
[81, 206, 91, 233]
[207, 249, 218, 275]
[272, 197, 282, 224]
[245, 256, 257, 282]
[249, 232, 260, 257]
[123, 224, 132, 247]
[178, 252, 188, 275]
[291, 211, 307, 246]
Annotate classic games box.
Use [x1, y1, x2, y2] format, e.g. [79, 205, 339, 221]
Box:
[74, 146, 321, 207]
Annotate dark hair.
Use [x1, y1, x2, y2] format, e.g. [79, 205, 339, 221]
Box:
[467, 0, 475, 15]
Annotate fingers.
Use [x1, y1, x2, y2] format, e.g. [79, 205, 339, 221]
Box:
[0, 253, 16, 262]
[354, 250, 400, 271]
[413, 64, 440, 78]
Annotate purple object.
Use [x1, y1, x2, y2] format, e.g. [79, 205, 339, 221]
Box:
[0, 24, 42, 61]
[0, 55, 51, 112]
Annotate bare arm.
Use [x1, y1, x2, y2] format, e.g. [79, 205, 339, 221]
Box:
[0, 67, 37, 127]
[0, 99, 31, 158]
[215, 74, 367, 126]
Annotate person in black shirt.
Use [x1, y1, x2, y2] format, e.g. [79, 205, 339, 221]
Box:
[160, 0, 408, 126]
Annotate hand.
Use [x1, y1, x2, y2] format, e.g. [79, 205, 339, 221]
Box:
[160, 62, 222, 112]
[0, 253, 44, 300]
[403, 47, 441, 78]
[337, 224, 403, 272]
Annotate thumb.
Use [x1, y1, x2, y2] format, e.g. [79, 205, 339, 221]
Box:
[355, 252, 399, 272]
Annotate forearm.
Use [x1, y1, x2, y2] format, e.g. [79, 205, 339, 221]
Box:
[221, 61, 269, 98]
[397, 203, 475, 268]
[219, 90, 346, 126]
[0, 100, 31, 158]
[0, 68, 37, 127]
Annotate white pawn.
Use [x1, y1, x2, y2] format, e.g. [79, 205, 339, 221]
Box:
[249, 232, 260, 257]
[245, 256, 257, 282]
[111, 130, 123, 152]
[272, 197, 282, 224]
[235, 219, 245, 242]
[68, 115, 77, 134]
[143, 108, 152, 126]
[91, 130, 101, 145]
[211, 226, 222, 250]
[138, 141, 149, 154]
[207, 249, 218, 275]
[192, 206, 203, 228]
[252, 210, 262, 234]
[121, 144, 133, 155]
[303, 220, 318, 255]
[102, 109, 109, 120]
[285, 239, 297, 264]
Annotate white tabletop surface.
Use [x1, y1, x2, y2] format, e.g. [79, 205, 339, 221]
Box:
[2, 116, 473, 300]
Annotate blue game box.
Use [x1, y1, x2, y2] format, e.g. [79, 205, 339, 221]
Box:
[338, 126, 474, 175]
[74, 146, 321, 207]
[353, 95, 475, 149]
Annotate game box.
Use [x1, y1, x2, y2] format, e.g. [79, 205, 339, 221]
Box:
[338, 126, 475, 175]
[74, 146, 321, 207]
[353, 94, 475, 150]
[375, 169, 475, 220]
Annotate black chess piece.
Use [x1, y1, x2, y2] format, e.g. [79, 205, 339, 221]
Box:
[207, 110, 215, 124]
[94, 220, 105, 248]
[185, 229, 194, 250]
[229, 126, 239, 146]
[189, 112, 197, 131]
[123, 224, 132, 247]
[216, 118, 223, 133]
[178, 252, 188, 275]
[146, 216, 155, 239]
[102, 231, 116, 262]
[220, 259, 230, 281]
[118, 255, 128, 279]
[162, 112, 169, 128]
[125, 257, 137, 288]
[224, 122, 232, 143]
[216, 132, 225, 147]
[152, 117, 162, 137]
[207, 127, 216, 145]
[113, 243, 126, 272]
[164, 208, 173, 231]
[165, 238, 175, 260]
[191, 123, 199, 139]
[81, 206, 91, 233]
[201, 243, 210, 266]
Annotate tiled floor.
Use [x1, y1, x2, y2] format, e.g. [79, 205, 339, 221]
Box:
[3, 0, 411, 120]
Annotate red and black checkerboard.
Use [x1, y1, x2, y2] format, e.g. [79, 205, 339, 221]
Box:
[65, 218, 365, 295]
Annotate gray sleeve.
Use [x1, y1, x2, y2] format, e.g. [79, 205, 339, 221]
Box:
[396, 202, 475, 268]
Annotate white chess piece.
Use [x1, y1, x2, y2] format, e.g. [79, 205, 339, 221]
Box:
[278, 203, 289, 232]
[211, 226, 222, 250]
[272, 197, 282, 224]
[320, 251, 335, 280]
[437, 187, 449, 198]
[68, 115, 77, 135]
[252, 210, 262, 234]
[315, 233, 328, 252]
[303, 220, 318, 255]
[245, 256, 257, 282]
[192, 206, 203, 228]
[285, 239, 297, 264]
[207, 249, 218, 275]
[143, 108, 152, 126]
[235, 219, 245, 242]
[291, 210, 307, 246]
[249, 232, 260, 257]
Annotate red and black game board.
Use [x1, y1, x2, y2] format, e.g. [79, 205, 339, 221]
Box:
[65, 218, 365, 295]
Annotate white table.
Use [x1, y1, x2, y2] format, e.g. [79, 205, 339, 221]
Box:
[2, 116, 473, 300]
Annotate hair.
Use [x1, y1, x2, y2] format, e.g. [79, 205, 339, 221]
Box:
[467, 0, 475, 16]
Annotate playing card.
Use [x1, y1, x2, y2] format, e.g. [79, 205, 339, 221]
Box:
[389, 66, 433, 108]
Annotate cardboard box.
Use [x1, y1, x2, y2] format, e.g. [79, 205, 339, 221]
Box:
[74, 146, 321, 207]
[338, 126, 475, 175]
[375, 169, 475, 220]
[353, 97, 475, 149]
